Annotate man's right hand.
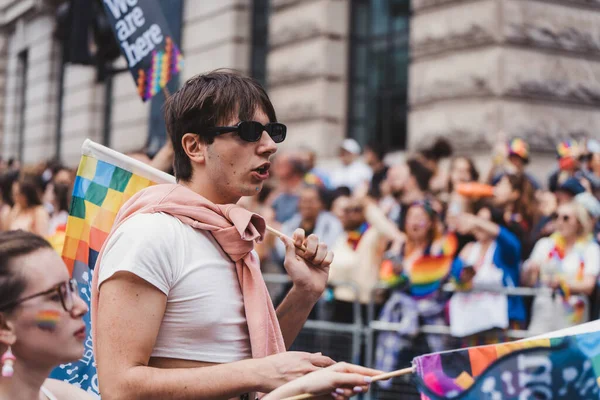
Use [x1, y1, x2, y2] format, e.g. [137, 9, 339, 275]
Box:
[256, 351, 336, 392]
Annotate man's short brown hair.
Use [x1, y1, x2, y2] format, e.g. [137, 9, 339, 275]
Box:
[164, 70, 277, 181]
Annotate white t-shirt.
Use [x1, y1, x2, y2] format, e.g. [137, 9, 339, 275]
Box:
[527, 237, 600, 280]
[98, 212, 252, 363]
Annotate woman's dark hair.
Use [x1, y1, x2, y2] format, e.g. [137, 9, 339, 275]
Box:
[0, 231, 52, 313]
[502, 173, 536, 228]
[164, 70, 277, 182]
[474, 200, 506, 228]
[0, 171, 18, 207]
[53, 183, 71, 213]
[421, 138, 453, 163]
[332, 186, 351, 199]
[301, 184, 333, 210]
[407, 158, 434, 192]
[16, 176, 43, 207]
[448, 156, 480, 192]
[366, 140, 387, 162]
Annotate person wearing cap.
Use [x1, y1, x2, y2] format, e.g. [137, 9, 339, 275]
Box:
[330, 138, 373, 191]
[548, 140, 600, 193]
[490, 138, 540, 190]
[555, 177, 587, 205]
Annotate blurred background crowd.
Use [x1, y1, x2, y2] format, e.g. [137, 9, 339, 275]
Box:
[3, 128, 600, 376]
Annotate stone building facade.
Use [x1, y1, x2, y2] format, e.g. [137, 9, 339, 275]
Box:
[409, 0, 600, 159]
[0, 0, 597, 173]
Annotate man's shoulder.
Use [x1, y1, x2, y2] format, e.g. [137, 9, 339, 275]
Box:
[107, 212, 186, 250]
[117, 212, 182, 232]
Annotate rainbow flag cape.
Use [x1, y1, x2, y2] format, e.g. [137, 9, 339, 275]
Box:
[380, 234, 458, 298]
[412, 321, 600, 399]
[49, 140, 175, 397]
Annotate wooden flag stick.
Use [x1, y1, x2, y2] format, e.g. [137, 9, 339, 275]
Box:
[266, 225, 308, 252]
[370, 366, 415, 382]
[280, 366, 415, 400]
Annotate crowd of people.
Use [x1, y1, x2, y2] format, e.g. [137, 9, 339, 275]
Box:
[0, 70, 600, 399]
[243, 135, 600, 373]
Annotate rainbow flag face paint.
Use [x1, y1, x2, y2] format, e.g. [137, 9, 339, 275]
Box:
[35, 310, 61, 331]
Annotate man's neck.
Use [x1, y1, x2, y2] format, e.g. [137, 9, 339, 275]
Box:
[179, 179, 239, 205]
[0, 361, 50, 400]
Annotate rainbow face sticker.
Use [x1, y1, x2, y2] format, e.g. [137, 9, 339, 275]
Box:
[35, 310, 61, 331]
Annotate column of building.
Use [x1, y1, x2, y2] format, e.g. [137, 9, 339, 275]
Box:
[408, 0, 600, 172]
[267, 0, 349, 157]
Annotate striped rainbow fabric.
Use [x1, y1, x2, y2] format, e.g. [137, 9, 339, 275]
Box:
[50, 140, 175, 397]
[413, 327, 600, 399]
[380, 234, 458, 298]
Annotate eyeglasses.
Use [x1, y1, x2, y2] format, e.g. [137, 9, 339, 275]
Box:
[0, 279, 79, 313]
[204, 121, 286, 143]
[556, 214, 573, 223]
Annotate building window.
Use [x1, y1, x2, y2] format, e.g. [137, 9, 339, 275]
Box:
[348, 0, 410, 150]
[251, 0, 269, 87]
[16, 49, 28, 161]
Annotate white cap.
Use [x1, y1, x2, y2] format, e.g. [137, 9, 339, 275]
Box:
[588, 139, 600, 154]
[340, 138, 361, 155]
[575, 192, 600, 219]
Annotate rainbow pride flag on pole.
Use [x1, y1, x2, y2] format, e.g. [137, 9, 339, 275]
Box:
[49, 140, 175, 396]
[411, 321, 600, 399]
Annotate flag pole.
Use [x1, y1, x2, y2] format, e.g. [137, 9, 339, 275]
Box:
[280, 366, 415, 400]
[265, 226, 308, 252]
[370, 366, 415, 382]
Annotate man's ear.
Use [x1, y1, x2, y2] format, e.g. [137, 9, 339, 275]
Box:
[0, 314, 16, 347]
[181, 133, 206, 165]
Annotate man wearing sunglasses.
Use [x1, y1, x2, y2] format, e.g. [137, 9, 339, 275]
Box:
[94, 71, 337, 400]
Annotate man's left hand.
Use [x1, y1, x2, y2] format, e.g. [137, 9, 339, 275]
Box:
[280, 228, 334, 300]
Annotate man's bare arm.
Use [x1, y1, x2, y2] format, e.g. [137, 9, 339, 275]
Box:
[276, 286, 320, 349]
[97, 272, 333, 400]
[276, 232, 334, 348]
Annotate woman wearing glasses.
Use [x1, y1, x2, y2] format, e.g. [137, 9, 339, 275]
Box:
[523, 202, 600, 335]
[0, 230, 93, 400]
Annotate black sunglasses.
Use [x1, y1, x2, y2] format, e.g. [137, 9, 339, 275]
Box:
[204, 121, 286, 143]
[0, 279, 79, 313]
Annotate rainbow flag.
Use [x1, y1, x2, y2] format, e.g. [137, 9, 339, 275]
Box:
[380, 234, 457, 298]
[49, 140, 175, 397]
[412, 323, 600, 399]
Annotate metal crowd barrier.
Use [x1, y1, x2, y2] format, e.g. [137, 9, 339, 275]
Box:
[262, 273, 593, 399]
[365, 283, 590, 400]
[262, 273, 364, 365]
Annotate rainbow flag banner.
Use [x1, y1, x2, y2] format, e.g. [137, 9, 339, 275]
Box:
[49, 140, 175, 397]
[380, 234, 458, 298]
[411, 321, 600, 399]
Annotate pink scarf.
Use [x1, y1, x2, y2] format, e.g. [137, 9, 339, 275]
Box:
[91, 184, 286, 360]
